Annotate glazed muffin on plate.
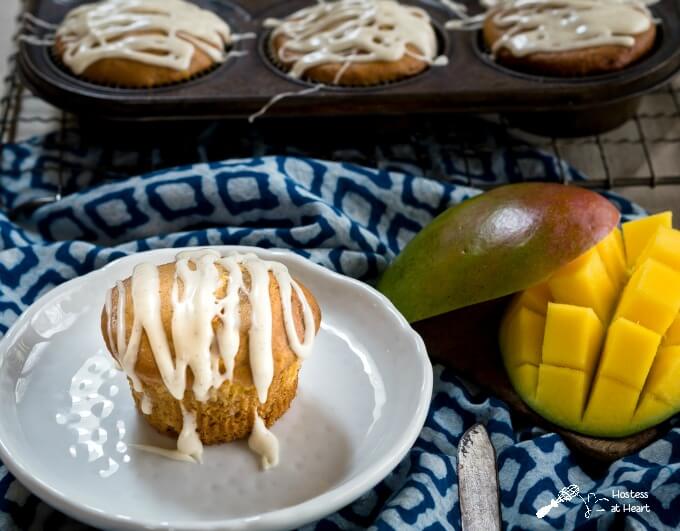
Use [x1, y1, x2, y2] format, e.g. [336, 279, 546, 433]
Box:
[266, 0, 442, 86]
[101, 250, 321, 467]
[482, 0, 656, 77]
[54, 0, 232, 87]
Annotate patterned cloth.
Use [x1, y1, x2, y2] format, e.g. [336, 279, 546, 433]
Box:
[0, 130, 676, 531]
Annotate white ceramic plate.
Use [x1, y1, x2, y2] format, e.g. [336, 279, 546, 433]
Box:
[0, 246, 432, 530]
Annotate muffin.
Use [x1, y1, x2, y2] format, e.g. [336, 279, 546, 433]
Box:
[101, 250, 321, 467]
[482, 0, 656, 77]
[54, 0, 232, 87]
[265, 0, 440, 86]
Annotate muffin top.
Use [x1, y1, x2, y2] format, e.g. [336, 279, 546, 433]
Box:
[266, 0, 439, 80]
[486, 0, 653, 58]
[101, 250, 321, 405]
[56, 0, 232, 75]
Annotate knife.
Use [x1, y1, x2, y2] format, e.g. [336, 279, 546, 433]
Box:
[457, 423, 502, 531]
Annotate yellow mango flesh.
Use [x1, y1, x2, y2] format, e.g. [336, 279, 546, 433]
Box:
[511, 364, 538, 401]
[547, 248, 616, 322]
[665, 315, 680, 346]
[636, 226, 680, 271]
[542, 303, 604, 373]
[596, 318, 660, 391]
[596, 228, 627, 286]
[644, 346, 680, 406]
[583, 377, 639, 433]
[536, 365, 588, 427]
[501, 212, 680, 437]
[500, 306, 545, 367]
[622, 211, 672, 268]
[633, 395, 671, 427]
[613, 259, 680, 335]
[513, 283, 551, 315]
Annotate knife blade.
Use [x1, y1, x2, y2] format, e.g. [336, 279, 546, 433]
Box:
[457, 423, 502, 531]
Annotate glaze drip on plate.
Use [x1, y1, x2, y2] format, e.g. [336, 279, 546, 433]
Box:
[104, 250, 317, 467]
[265, 0, 443, 78]
[56, 0, 232, 74]
[489, 0, 653, 57]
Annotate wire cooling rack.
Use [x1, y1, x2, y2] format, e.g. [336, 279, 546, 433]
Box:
[3, 4, 680, 217]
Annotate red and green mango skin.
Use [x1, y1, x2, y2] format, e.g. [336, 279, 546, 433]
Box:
[377, 183, 620, 323]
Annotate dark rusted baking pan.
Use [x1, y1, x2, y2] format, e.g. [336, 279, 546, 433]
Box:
[17, 0, 680, 135]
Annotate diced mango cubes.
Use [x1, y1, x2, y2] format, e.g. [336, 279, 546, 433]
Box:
[596, 318, 660, 390]
[665, 314, 680, 346]
[622, 211, 672, 268]
[582, 377, 639, 435]
[635, 226, 680, 271]
[613, 259, 680, 335]
[510, 364, 538, 401]
[513, 283, 551, 315]
[500, 306, 545, 367]
[596, 228, 627, 286]
[500, 210, 680, 437]
[547, 248, 616, 322]
[633, 395, 672, 427]
[644, 346, 680, 406]
[542, 303, 604, 372]
[536, 365, 588, 427]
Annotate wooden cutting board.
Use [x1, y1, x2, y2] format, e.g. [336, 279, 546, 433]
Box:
[412, 298, 663, 462]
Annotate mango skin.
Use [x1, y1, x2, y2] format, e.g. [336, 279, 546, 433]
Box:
[378, 183, 620, 323]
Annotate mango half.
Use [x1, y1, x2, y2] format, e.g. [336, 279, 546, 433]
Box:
[378, 183, 620, 323]
[501, 212, 680, 437]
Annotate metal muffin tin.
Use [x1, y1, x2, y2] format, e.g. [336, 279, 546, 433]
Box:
[17, 0, 680, 135]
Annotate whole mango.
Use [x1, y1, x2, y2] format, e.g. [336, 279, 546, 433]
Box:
[378, 183, 620, 323]
[501, 212, 680, 437]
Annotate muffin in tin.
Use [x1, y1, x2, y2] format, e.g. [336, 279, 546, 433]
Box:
[266, 0, 441, 86]
[482, 0, 656, 77]
[54, 0, 232, 88]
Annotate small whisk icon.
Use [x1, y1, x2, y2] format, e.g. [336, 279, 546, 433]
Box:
[536, 484, 580, 518]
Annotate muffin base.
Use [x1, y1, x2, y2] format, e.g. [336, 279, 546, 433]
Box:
[483, 17, 657, 77]
[53, 35, 221, 88]
[131, 359, 301, 445]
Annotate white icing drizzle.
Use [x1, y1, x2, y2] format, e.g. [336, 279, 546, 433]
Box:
[214, 255, 244, 383]
[130, 443, 196, 463]
[125, 262, 172, 396]
[24, 12, 59, 30]
[178, 404, 203, 463]
[274, 267, 316, 359]
[244, 256, 275, 404]
[248, 413, 280, 470]
[56, 0, 232, 74]
[488, 0, 653, 57]
[104, 250, 317, 468]
[19, 35, 57, 46]
[247, 56, 354, 122]
[248, 84, 324, 123]
[171, 251, 221, 402]
[443, 0, 497, 30]
[231, 32, 257, 43]
[18, 14, 59, 45]
[265, 0, 442, 78]
[140, 394, 153, 415]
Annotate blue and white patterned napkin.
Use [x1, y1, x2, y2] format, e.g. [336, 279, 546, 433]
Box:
[0, 131, 675, 531]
